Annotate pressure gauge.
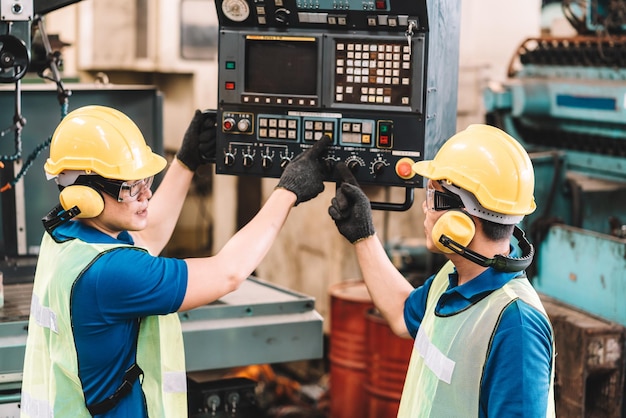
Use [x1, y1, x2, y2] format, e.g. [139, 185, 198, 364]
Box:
[221, 0, 250, 22]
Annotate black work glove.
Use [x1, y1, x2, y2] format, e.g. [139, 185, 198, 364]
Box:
[328, 163, 375, 243]
[276, 135, 332, 205]
[176, 109, 217, 171]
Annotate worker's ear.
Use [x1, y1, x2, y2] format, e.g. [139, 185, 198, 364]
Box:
[59, 185, 104, 218]
[431, 209, 475, 253]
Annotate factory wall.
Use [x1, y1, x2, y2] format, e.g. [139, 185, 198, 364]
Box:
[42, 0, 541, 328]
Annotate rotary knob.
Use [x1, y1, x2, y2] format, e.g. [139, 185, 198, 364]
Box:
[347, 159, 360, 173]
[345, 156, 365, 174]
[274, 8, 291, 25]
[372, 161, 386, 175]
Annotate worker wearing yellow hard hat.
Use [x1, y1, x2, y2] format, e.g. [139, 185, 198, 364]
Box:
[327, 124, 556, 417]
[21, 105, 331, 417]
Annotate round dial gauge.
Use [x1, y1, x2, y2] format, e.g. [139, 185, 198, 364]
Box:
[222, 0, 250, 22]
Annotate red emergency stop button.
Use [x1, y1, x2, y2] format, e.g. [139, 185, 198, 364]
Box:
[395, 157, 416, 179]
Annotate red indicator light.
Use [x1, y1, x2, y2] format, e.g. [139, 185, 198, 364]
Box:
[225, 82, 235, 90]
[375, 0, 386, 9]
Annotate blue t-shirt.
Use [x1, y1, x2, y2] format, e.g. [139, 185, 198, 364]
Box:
[52, 221, 188, 417]
[403, 262, 553, 417]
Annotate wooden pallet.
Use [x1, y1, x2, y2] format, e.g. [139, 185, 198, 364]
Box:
[541, 294, 626, 418]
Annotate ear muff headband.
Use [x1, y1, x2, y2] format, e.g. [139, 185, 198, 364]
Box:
[59, 185, 105, 218]
[438, 225, 535, 273]
[431, 210, 476, 253]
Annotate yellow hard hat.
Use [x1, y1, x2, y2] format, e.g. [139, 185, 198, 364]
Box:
[44, 105, 166, 180]
[412, 124, 536, 221]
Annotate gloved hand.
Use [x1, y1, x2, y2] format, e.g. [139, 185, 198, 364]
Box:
[176, 109, 217, 171]
[328, 163, 375, 243]
[276, 135, 332, 205]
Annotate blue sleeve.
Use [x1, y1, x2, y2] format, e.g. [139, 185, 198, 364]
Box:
[480, 299, 554, 417]
[403, 275, 435, 338]
[87, 247, 188, 320]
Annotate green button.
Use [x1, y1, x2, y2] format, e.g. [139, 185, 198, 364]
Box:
[226, 61, 236, 70]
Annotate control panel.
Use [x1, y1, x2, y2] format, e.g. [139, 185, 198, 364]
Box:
[213, 0, 461, 194]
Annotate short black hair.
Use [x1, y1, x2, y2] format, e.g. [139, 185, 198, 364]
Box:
[477, 218, 515, 242]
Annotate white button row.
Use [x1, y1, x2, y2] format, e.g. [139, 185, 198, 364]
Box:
[242, 96, 317, 106]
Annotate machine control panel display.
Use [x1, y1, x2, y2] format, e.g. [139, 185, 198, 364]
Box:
[214, 0, 461, 189]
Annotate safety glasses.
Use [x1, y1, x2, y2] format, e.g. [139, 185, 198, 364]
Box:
[74, 175, 154, 202]
[426, 187, 464, 211]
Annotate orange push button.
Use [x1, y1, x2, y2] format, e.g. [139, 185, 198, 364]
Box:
[395, 157, 415, 179]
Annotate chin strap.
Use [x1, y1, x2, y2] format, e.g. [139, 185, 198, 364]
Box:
[439, 226, 534, 273]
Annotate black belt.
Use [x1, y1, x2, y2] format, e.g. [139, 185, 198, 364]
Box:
[86, 363, 144, 416]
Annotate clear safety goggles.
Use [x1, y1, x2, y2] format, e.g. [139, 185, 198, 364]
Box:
[75, 175, 154, 202]
[426, 186, 464, 211]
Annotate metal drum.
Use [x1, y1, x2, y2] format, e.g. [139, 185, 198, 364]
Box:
[328, 280, 375, 418]
[365, 308, 414, 418]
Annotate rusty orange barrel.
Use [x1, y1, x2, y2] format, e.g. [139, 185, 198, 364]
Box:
[365, 308, 414, 418]
[329, 280, 375, 418]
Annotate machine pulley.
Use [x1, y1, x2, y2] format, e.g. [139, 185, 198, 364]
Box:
[0, 34, 29, 83]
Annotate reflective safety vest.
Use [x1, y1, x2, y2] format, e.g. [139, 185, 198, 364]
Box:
[397, 261, 556, 417]
[21, 233, 187, 417]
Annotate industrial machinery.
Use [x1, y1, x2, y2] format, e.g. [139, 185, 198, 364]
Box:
[484, 0, 626, 327]
[213, 0, 461, 210]
[484, 1, 626, 416]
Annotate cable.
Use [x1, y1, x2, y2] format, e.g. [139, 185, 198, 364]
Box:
[0, 136, 52, 192]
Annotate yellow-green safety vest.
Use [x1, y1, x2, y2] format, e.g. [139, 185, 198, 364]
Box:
[21, 233, 187, 417]
[397, 261, 556, 417]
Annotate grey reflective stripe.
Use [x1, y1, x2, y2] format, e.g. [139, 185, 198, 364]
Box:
[415, 326, 456, 384]
[30, 294, 58, 334]
[21, 391, 53, 418]
[163, 371, 187, 393]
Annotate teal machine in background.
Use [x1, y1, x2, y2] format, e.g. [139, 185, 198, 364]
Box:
[484, 1, 626, 327]
[485, 4, 626, 415]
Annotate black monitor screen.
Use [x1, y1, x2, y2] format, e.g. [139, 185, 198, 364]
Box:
[245, 37, 318, 96]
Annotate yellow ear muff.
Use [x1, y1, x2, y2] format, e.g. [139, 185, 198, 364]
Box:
[431, 210, 476, 253]
[59, 185, 105, 219]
